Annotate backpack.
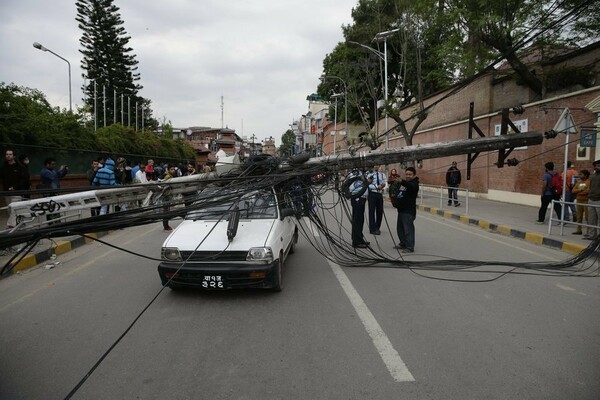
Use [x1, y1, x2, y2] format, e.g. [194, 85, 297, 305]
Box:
[550, 173, 563, 197]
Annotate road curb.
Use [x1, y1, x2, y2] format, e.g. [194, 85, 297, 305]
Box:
[3, 231, 110, 276]
[419, 205, 586, 255]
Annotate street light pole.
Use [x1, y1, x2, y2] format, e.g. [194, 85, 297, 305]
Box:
[374, 28, 401, 150]
[33, 42, 72, 112]
[320, 75, 347, 152]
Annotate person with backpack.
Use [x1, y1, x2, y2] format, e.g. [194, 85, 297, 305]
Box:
[584, 160, 600, 240]
[536, 161, 563, 224]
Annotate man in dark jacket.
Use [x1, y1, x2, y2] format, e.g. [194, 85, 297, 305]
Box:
[395, 167, 420, 253]
[445, 161, 461, 207]
[2, 149, 27, 228]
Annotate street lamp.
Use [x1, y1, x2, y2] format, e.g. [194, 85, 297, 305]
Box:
[33, 42, 72, 112]
[320, 75, 347, 154]
[349, 27, 400, 150]
[331, 93, 344, 155]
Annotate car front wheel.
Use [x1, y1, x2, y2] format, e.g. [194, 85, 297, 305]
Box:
[271, 252, 284, 292]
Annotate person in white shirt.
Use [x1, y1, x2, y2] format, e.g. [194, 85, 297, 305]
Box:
[135, 163, 148, 184]
[367, 164, 387, 235]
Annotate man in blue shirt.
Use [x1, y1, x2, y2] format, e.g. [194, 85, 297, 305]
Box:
[40, 157, 68, 190]
[93, 158, 116, 215]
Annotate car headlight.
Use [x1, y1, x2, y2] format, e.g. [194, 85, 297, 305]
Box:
[162, 247, 182, 261]
[247, 247, 273, 263]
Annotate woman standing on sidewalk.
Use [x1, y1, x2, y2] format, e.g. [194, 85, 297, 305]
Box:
[572, 169, 590, 236]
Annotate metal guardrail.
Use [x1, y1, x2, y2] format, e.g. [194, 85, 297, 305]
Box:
[418, 184, 470, 214]
[549, 199, 600, 236]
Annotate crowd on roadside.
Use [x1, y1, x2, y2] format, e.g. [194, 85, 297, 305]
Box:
[536, 159, 600, 240]
[1, 148, 211, 230]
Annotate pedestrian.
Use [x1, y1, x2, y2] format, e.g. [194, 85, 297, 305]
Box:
[446, 161, 461, 207]
[86, 159, 101, 216]
[131, 161, 140, 182]
[394, 166, 420, 253]
[572, 169, 590, 236]
[345, 169, 370, 248]
[17, 154, 31, 198]
[367, 164, 386, 235]
[388, 168, 399, 183]
[40, 157, 68, 191]
[161, 164, 177, 231]
[182, 162, 197, 207]
[114, 157, 132, 211]
[536, 162, 562, 224]
[92, 158, 116, 215]
[561, 161, 578, 221]
[135, 162, 148, 184]
[1, 149, 27, 228]
[584, 160, 600, 240]
[145, 159, 156, 181]
[39, 157, 68, 223]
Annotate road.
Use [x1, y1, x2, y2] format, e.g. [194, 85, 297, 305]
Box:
[0, 201, 598, 399]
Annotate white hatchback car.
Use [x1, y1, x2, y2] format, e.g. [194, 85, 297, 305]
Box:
[158, 187, 298, 291]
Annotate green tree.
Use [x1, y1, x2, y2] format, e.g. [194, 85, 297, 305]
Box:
[445, 0, 600, 95]
[76, 0, 154, 128]
[0, 82, 96, 149]
[279, 129, 296, 157]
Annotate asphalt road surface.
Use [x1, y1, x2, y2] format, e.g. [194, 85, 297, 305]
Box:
[0, 204, 598, 399]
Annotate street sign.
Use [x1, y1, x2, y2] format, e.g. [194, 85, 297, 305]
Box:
[581, 128, 597, 147]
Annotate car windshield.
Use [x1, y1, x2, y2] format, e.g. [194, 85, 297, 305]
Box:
[185, 189, 278, 220]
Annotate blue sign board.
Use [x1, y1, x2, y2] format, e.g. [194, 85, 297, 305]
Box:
[581, 129, 597, 147]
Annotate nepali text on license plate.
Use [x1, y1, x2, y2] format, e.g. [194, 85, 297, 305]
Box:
[202, 275, 225, 289]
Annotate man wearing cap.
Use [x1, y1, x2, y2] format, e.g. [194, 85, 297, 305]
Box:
[584, 160, 600, 239]
[446, 161, 461, 207]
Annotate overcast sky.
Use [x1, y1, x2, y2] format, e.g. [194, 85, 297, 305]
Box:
[0, 0, 357, 145]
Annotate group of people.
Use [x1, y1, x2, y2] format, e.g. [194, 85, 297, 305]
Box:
[347, 163, 420, 253]
[86, 157, 201, 231]
[1, 149, 70, 229]
[537, 160, 600, 240]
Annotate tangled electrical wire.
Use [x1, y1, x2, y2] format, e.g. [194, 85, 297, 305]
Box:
[2, 153, 598, 281]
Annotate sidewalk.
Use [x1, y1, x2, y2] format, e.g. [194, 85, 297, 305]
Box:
[417, 192, 588, 255]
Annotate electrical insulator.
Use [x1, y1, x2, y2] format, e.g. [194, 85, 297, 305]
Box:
[512, 106, 525, 115]
[544, 129, 559, 139]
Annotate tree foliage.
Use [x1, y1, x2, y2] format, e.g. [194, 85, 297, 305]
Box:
[0, 83, 195, 163]
[318, 0, 599, 146]
[76, 0, 156, 129]
[279, 129, 296, 157]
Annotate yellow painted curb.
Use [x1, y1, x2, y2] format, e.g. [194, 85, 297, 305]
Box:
[84, 233, 97, 244]
[459, 215, 470, 223]
[497, 225, 512, 235]
[525, 232, 544, 245]
[443, 211, 454, 218]
[13, 255, 38, 272]
[429, 207, 439, 214]
[561, 242, 586, 255]
[53, 241, 72, 256]
[478, 220, 491, 229]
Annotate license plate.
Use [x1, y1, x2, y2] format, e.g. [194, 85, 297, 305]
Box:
[201, 275, 225, 289]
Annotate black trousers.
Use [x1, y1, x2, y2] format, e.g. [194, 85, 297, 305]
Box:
[351, 197, 367, 245]
[368, 192, 384, 232]
[538, 194, 562, 222]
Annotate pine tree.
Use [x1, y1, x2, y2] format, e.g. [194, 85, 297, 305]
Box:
[76, 0, 153, 129]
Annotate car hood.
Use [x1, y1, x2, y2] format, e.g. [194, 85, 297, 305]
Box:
[163, 219, 276, 251]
